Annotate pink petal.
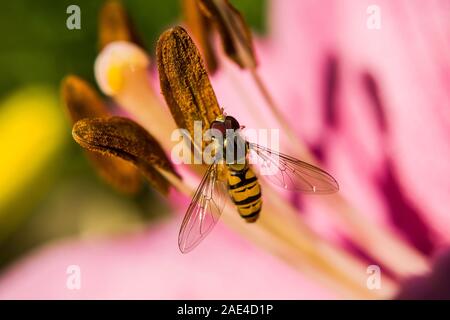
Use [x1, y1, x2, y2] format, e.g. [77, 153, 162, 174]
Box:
[0, 219, 333, 299]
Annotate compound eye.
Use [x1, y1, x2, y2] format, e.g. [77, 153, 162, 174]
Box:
[225, 116, 240, 130]
[210, 121, 226, 135]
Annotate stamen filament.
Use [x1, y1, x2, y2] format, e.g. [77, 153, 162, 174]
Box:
[249, 67, 310, 155]
[95, 41, 178, 151]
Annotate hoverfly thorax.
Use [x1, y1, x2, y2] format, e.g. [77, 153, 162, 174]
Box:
[210, 115, 247, 171]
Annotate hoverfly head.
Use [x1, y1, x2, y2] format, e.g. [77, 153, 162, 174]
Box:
[210, 115, 241, 144]
[224, 115, 240, 131]
[210, 119, 226, 136]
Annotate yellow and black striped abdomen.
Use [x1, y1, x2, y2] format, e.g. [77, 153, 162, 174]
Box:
[227, 166, 262, 222]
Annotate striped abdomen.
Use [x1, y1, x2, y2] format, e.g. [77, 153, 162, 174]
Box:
[227, 166, 262, 222]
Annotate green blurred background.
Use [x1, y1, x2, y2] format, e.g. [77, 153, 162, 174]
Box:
[0, 0, 265, 269]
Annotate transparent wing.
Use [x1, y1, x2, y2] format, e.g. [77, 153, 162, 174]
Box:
[178, 162, 228, 253]
[249, 142, 339, 194]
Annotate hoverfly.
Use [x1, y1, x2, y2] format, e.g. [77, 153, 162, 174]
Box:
[156, 26, 339, 253]
[178, 112, 339, 253]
